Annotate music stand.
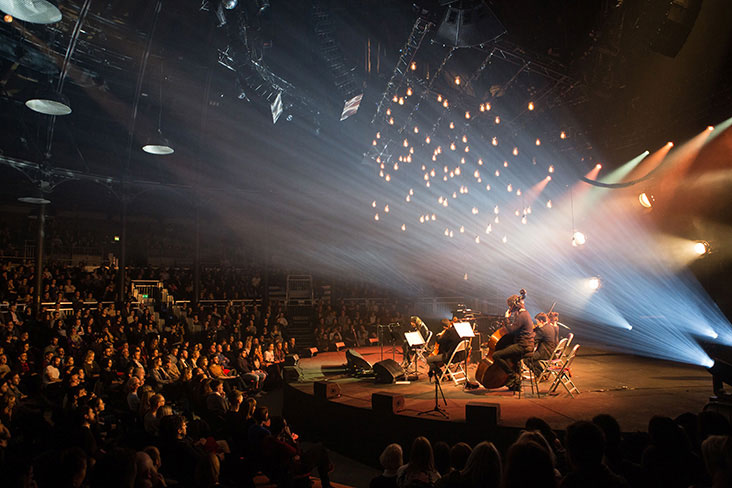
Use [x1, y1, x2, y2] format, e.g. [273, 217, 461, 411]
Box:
[453, 322, 475, 388]
[404, 331, 426, 374]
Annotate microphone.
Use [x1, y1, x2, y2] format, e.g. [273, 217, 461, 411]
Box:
[557, 321, 571, 330]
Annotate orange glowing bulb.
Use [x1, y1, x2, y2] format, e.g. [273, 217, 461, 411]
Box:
[3, 14, 12, 23]
[595, 163, 602, 169]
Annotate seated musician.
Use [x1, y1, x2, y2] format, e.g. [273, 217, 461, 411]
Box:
[493, 294, 535, 392]
[426, 318, 461, 378]
[532, 313, 559, 375]
[401, 316, 430, 368]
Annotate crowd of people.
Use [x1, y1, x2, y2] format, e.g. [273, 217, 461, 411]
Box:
[0, 258, 335, 488]
[371, 412, 732, 488]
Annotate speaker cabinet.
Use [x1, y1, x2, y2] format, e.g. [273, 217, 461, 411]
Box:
[313, 380, 341, 399]
[645, 0, 703, 57]
[372, 391, 405, 414]
[283, 366, 302, 383]
[373, 359, 405, 384]
[284, 354, 300, 367]
[465, 401, 501, 427]
[304, 347, 318, 358]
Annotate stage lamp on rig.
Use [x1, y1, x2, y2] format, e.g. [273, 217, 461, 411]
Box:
[587, 277, 601, 291]
[639, 192, 654, 208]
[693, 240, 711, 257]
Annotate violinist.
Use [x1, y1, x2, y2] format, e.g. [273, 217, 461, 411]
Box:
[426, 318, 461, 377]
[533, 313, 559, 361]
[493, 293, 535, 392]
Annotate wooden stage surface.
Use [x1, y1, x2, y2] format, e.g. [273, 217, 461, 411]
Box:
[289, 345, 713, 432]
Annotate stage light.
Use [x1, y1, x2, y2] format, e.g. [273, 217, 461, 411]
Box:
[3, 14, 12, 22]
[485, 224, 492, 233]
[398, 97, 404, 105]
[437, 94, 443, 102]
[460, 225, 465, 233]
[638, 192, 653, 208]
[142, 131, 174, 155]
[385, 174, 391, 182]
[708, 126, 714, 131]
[485, 103, 491, 111]
[535, 138, 541, 146]
[403, 138, 409, 147]
[411, 61, 417, 71]
[375, 132, 380, 139]
[587, 277, 601, 291]
[465, 111, 470, 119]
[472, 207, 478, 215]
[503, 161, 508, 167]
[595, 163, 602, 170]
[528, 101, 535, 111]
[374, 214, 379, 221]
[454, 76, 461, 85]
[485, 184, 491, 191]
[475, 236, 480, 243]
[425, 136, 430, 144]
[384, 205, 389, 213]
[667, 141, 674, 147]
[502, 235, 508, 243]
[413, 126, 419, 133]
[492, 137, 498, 146]
[547, 200, 552, 208]
[386, 108, 391, 115]
[480, 104, 485, 112]
[547, 176, 552, 182]
[693, 241, 710, 256]
[572, 231, 586, 247]
[443, 99, 449, 108]
[495, 170, 500, 177]
[495, 116, 500, 124]
[450, 142, 456, 151]
[507, 184, 513, 192]
[392, 95, 398, 102]
[560, 131, 567, 139]
[406, 87, 413, 96]
[388, 117, 394, 125]
[401, 224, 406, 231]
[512, 147, 518, 156]
[548, 165, 554, 173]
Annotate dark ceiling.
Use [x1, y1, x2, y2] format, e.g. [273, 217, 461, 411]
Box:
[0, 0, 730, 208]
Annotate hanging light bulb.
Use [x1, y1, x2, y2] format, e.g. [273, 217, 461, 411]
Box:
[480, 104, 485, 112]
[371, 201, 376, 207]
[411, 61, 417, 71]
[494, 216, 500, 224]
[472, 207, 479, 215]
[478, 159, 483, 165]
[388, 117, 394, 125]
[455, 167, 461, 175]
[374, 213, 379, 221]
[495, 170, 500, 177]
[485, 184, 491, 191]
[385, 174, 391, 181]
[406, 87, 413, 96]
[425, 136, 431, 144]
[420, 215, 425, 223]
[485, 103, 491, 111]
[528, 101, 535, 111]
[521, 216, 527, 224]
[502, 235, 508, 244]
[512, 147, 519, 156]
[398, 97, 404, 105]
[507, 184, 513, 192]
[384, 205, 389, 213]
[560, 131, 567, 139]
[546, 200, 552, 208]
[460, 226, 465, 233]
[450, 142, 456, 151]
[485, 224, 492, 233]
[462, 135, 468, 143]
[475, 236, 480, 243]
[454, 76, 461, 85]
[444, 228, 450, 236]
[386, 108, 391, 115]
[414, 126, 419, 133]
[403, 138, 409, 147]
[437, 94, 443, 102]
[376, 131, 381, 139]
[495, 116, 500, 124]
[516, 189, 522, 196]
[443, 99, 449, 108]
[401, 224, 406, 231]
[535, 138, 541, 146]
[465, 111, 470, 119]
[548, 165, 554, 173]
[449, 121, 455, 129]
[492, 137, 498, 146]
[503, 161, 508, 167]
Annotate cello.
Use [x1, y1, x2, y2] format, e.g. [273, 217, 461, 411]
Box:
[474, 289, 526, 389]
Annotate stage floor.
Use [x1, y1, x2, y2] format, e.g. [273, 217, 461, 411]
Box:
[291, 346, 713, 432]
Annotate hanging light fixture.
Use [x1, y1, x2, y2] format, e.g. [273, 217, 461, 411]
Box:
[0, 0, 61, 24]
[142, 62, 174, 155]
[25, 86, 72, 115]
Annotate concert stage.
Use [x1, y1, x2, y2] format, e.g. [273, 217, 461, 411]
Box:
[283, 345, 712, 466]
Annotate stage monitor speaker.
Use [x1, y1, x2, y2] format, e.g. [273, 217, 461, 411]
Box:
[304, 347, 318, 358]
[372, 391, 405, 414]
[283, 366, 303, 383]
[373, 359, 405, 384]
[346, 348, 373, 374]
[436, 0, 506, 48]
[284, 354, 300, 367]
[465, 401, 501, 427]
[646, 0, 702, 57]
[314, 380, 341, 399]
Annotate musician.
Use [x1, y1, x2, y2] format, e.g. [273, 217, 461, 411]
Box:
[493, 294, 535, 391]
[532, 313, 559, 374]
[402, 316, 430, 368]
[426, 318, 461, 377]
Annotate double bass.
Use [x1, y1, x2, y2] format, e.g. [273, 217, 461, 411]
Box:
[474, 289, 526, 389]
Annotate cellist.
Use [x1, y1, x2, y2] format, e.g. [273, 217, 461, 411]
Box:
[426, 317, 461, 378]
[492, 292, 535, 392]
